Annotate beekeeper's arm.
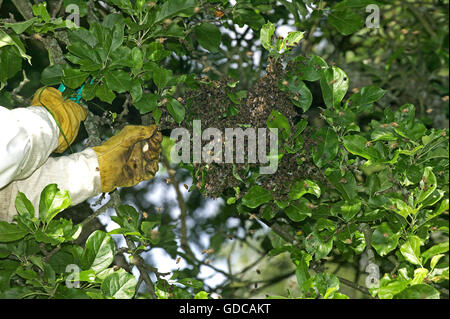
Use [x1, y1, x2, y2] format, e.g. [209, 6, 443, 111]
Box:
[0, 87, 87, 189]
[0, 87, 162, 222]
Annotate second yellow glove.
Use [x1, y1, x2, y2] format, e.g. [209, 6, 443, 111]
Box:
[32, 87, 87, 153]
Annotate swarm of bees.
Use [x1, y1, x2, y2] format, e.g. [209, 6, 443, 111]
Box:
[160, 59, 325, 201]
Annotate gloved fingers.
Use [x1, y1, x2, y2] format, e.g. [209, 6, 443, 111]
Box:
[31, 87, 64, 107]
[122, 146, 141, 186]
[143, 160, 159, 180]
[65, 99, 88, 121]
[142, 133, 163, 161]
[129, 139, 160, 181]
[122, 125, 159, 146]
[32, 87, 87, 121]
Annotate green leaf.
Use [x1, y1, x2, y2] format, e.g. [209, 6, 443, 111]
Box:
[67, 28, 97, 48]
[96, 84, 116, 104]
[377, 279, 408, 299]
[32, 3, 51, 22]
[421, 189, 444, 208]
[80, 230, 115, 273]
[0, 30, 32, 64]
[400, 236, 422, 266]
[34, 228, 62, 245]
[135, 93, 159, 114]
[349, 85, 386, 107]
[194, 291, 209, 299]
[104, 70, 131, 93]
[292, 80, 312, 111]
[63, 68, 89, 89]
[166, 98, 185, 124]
[422, 242, 449, 263]
[108, 0, 132, 10]
[0, 46, 22, 83]
[389, 198, 415, 219]
[416, 167, 437, 204]
[233, 7, 265, 30]
[411, 268, 429, 285]
[291, 55, 328, 82]
[154, 0, 197, 24]
[314, 273, 340, 297]
[343, 135, 381, 161]
[110, 23, 125, 52]
[38, 184, 71, 224]
[340, 199, 362, 221]
[147, 42, 170, 62]
[395, 284, 440, 299]
[295, 253, 311, 290]
[267, 110, 291, 139]
[260, 21, 275, 52]
[328, 8, 364, 35]
[279, 77, 313, 112]
[152, 108, 162, 124]
[81, 81, 98, 101]
[305, 232, 333, 260]
[67, 41, 100, 64]
[430, 254, 444, 269]
[319, 66, 349, 108]
[312, 127, 339, 168]
[242, 185, 272, 209]
[4, 18, 39, 34]
[41, 64, 63, 86]
[153, 67, 170, 90]
[326, 169, 358, 201]
[0, 222, 28, 242]
[289, 180, 321, 201]
[285, 198, 313, 222]
[371, 222, 400, 256]
[285, 31, 305, 48]
[101, 269, 136, 299]
[14, 192, 35, 219]
[131, 47, 143, 71]
[195, 23, 221, 53]
[130, 79, 143, 102]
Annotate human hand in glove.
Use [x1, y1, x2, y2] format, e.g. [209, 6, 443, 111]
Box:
[93, 125, 162, 193]
[31, 87, 87, 153]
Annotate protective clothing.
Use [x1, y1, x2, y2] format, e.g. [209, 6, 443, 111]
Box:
[93, 125, 162, 193]
[31, 87, 88, 153]
[0, 89, 162, 223]
[0, 104, 99, 222]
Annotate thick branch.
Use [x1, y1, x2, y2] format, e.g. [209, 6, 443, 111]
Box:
[11, 0, 34, 20]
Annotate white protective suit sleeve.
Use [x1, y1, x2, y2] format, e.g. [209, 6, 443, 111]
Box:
[0, 105, 60, 188]
[0, 105, 101, 222]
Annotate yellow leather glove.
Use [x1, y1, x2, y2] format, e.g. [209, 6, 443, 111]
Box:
[31, 87, 87, 153]
[93, 125, 162, 193]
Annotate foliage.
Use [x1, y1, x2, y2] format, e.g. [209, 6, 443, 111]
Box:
[0, 185, 208, 298]
[0, 0, 449, 299]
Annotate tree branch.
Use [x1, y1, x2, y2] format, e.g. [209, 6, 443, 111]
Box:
[11, 0, 34, 20]
[160, 154, 195, 259]
[126, 236, 158, 299]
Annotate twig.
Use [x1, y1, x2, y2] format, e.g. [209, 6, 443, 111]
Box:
[40, 244, 61, 263]
[337, 276, 371, 297]
[11, 70, 30, 96]
[126, 236, 157, 299]
[80, 191, 121, 227]
[160, 154, 194, 258]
